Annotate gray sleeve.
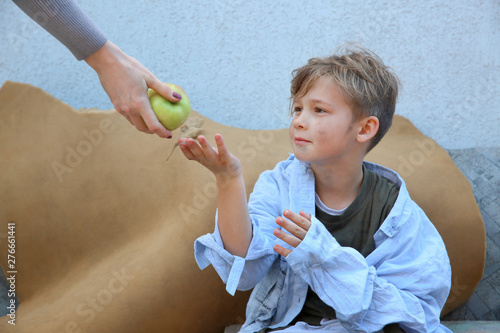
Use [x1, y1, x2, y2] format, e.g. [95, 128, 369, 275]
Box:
[12, 0, 108, 60]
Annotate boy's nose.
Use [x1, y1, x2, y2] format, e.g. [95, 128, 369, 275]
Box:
[293, 112, 308, 129]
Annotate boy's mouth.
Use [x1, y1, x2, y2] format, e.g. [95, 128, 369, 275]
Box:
[294, 136, 311, 144]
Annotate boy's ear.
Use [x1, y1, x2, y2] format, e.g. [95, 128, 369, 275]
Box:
[356, 116, 379, 144]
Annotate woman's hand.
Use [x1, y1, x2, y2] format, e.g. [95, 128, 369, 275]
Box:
[85, 40, 182, 138]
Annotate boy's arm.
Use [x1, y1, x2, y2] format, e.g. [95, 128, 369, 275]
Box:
[179, 134, 252, 257]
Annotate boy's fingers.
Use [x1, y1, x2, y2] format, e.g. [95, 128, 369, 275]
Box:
[273, 244, 292, 257]
[299, 210, 312, 221]
[283, 210, 311, 233]
[274, 223, 302, 247]
[197, 135, 213, 153]
[181, 138, 208, 163]
[198, 135, 217, 160]
[298, 210, 312, 231]
[179, 142, 196, 160]
[179, 138, 199, 160]
[214, 134, 230, 163]
[185, 138, 207, 161]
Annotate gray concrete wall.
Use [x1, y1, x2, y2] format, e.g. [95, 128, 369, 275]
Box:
[1, 0, 498, 149]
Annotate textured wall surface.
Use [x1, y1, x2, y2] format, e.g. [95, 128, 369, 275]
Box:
[1, 0, 498, 149]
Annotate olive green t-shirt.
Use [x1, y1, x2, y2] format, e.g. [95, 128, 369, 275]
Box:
[291, 165, 400, 329]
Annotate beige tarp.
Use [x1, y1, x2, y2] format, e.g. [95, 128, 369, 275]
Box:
[0, 81, 485, 332]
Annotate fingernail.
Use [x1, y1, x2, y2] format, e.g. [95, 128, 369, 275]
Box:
[173, 92, 182, 99]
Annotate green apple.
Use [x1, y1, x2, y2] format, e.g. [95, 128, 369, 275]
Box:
[148, 83, 191, 131]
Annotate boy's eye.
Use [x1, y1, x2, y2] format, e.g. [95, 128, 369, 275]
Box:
[315, 108, 326, 113]
[293, 107, 302, 114]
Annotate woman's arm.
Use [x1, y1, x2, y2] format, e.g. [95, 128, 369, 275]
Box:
[12, 0, 106, 60]
[12, 0, 181, 138]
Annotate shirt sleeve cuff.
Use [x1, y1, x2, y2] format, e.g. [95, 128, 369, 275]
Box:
[286, 215, 340, 274]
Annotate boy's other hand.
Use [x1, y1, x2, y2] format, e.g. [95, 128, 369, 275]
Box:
[179, 134, 242, 182]
[273, 210, 312, 257]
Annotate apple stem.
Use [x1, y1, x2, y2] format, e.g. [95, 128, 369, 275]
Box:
[166, 143, 179, 162]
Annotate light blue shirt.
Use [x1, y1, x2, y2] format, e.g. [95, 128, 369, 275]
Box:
[195, 155, 452, 333]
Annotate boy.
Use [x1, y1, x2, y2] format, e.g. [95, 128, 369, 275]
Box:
[178, 46, 451, 332]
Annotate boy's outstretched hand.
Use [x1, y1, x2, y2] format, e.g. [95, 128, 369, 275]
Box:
[273, 210, 312, 257]
[180, 134, 252, 257]
[178, 134, 242, 182]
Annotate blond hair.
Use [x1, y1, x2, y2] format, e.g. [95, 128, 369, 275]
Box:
[290, 45, 400, 151]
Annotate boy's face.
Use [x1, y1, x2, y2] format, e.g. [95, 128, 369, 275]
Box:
[289, 76, 361, 166]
